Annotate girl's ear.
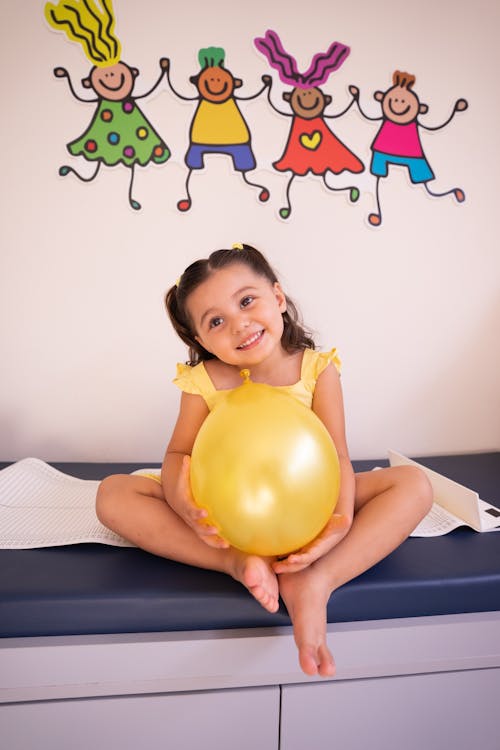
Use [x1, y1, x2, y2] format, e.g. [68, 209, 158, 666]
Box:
[273, 282, 287, 313]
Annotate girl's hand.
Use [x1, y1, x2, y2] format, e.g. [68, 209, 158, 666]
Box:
[272, 513, 351, 574]
[169, 456, 229, 549]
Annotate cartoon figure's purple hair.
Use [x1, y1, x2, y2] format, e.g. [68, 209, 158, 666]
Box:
[254, 29, 350, 89]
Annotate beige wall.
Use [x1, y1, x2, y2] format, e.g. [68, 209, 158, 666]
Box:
[1, 0, 499, 461]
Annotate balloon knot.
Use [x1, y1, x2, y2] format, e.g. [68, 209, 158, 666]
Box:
[240, 369, 251, 383]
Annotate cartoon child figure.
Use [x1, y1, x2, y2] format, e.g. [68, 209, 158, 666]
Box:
[45, 0, 170, 210]
[350, 70, 468, 226]
[164, 47, 271, 211]
[255, 30, 364, 219]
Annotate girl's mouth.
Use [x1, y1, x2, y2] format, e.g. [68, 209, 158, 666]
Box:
[237, 330, 264, 350]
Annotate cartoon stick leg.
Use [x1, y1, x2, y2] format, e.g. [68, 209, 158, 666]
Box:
[45, 1, 170, 211]
[164, 48, 270, 211]
[350, 71, 467, 226]
[255, 30, 364, 220]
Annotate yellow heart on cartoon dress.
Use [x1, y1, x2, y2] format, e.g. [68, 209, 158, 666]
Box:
[300, 131, 322, 150]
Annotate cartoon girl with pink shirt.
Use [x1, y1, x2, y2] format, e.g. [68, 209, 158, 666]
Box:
[350, 71, 468, 226]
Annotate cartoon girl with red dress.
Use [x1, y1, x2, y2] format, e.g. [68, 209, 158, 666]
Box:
[45, 0, 170, 210]
[255, 30, 364, 219]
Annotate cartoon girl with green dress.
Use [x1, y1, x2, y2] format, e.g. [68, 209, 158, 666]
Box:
[45, 0, 170, 210]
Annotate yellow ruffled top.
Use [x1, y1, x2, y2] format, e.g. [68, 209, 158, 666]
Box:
[173, 348, 341, 411]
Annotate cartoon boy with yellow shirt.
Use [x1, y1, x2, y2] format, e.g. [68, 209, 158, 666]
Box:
[165, 47, 271, 211]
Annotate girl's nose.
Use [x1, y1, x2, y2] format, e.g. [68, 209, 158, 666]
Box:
[231, 314, 250, 334]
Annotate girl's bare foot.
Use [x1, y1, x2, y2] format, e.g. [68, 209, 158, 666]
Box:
[279, 566, 335, 677]
[229, 552, 280, 613]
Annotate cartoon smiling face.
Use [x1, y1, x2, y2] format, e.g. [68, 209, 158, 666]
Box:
[381, 84, 420, 124]
[196, 66, 236, 103]
[288, 87, 328, 120]
[89, 62, 135, 101]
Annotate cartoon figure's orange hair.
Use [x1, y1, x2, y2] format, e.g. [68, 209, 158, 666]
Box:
[392, 70, 416, 89]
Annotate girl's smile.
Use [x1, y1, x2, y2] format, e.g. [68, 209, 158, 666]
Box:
[237, 329, 265, 350]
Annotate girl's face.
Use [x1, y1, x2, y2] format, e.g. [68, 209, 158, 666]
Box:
[185, 263, 287, 368]
[289, 87, 327, 119]
[89, 62, 135, 101]
[381, 84, 420, 124]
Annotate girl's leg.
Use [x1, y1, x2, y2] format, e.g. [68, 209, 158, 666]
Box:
[368, 175, 383, 226]
[96, 474, 280, 613]
[128, 164, 141, 211]
[279, 465, 433, 676]
[241, 171, 270, 203]
[424, 181, 465, 202]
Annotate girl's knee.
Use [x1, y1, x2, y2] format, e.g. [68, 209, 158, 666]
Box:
[95, 474, 127, 525]
[395, 465, 433, 512]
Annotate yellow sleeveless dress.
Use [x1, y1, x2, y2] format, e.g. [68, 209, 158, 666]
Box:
[139, 348, 340, 483]
[173, 348, 340, 411]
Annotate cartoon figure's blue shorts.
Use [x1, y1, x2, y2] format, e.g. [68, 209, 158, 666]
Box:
[371, 151, 434, 183]
[186, 143, 256, 171]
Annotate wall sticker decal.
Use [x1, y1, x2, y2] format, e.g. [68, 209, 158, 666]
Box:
[164, 47, 271, 212]
[350, 70, 468, 226]
[45, 0, 170, 210]
[254, 29, 364, 219]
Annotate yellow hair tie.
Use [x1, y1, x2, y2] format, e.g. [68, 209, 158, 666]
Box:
[175, 277, 181, 287]
[232, 243, 244, 251]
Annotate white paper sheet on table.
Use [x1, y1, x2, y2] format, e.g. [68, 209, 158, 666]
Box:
[0, 457, 135, 548]
[388, 451, 500, 537]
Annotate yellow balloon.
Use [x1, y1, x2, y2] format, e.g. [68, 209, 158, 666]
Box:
[190, 372, 340, 556]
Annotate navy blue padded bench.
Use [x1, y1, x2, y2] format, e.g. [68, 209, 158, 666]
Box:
[0, 453, 499, 638]
[1, 453, 499, 750]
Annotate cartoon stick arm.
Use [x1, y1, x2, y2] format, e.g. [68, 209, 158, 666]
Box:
[134, 58, 171, 99]
[163, 59, 198, 101]
[348, 86, 383, 121]
[53, 67, 97, 102]
[235, 75, 272, 101]
[261, 76, 293, 117]
[323, 89, 359, 119]
[419, 98, 468, 131]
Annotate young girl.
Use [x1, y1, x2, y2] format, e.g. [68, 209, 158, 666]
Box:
[96, 244, 432, 677]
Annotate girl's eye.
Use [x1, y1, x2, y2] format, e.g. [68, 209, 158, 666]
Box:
[240, 296, 254, 308]
[209, 316, 224, 329]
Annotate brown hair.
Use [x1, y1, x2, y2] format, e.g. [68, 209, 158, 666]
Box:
[392, 70, 416, 90]
[165, 244, 316, 365]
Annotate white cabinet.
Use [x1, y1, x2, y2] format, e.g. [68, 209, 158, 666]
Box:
[280, 668, 500, 750]
[0, 686, 280, 750]
[2, 613, 500, 750]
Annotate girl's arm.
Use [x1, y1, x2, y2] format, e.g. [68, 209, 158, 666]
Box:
[235, 75, 272, 101]
[134, 58, 169, 100]
[313, 363, 356, 523]
[265, 79, 293, 117]
[161, 392, 229, 548]
[323, 92, 357, 119]
[273, 362, 354, 573]
[163, 59, 198, 101]
[349, 86, 383, 121]
[53, 67, 97, 102]
[419, 98, 468, 131]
